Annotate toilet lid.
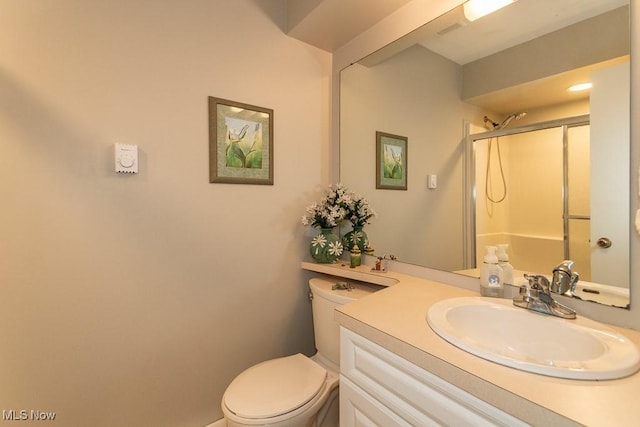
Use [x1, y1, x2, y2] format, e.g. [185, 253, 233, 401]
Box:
[224, 353, 327, 419]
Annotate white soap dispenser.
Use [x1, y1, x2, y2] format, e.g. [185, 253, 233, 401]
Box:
[480, 246, 504, 298]
[496, 244, 514, 286]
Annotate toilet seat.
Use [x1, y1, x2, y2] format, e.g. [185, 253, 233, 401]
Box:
[223, 353, 327, 420]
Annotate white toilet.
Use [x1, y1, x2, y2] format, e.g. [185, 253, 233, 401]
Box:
[221, 278, 376, 427]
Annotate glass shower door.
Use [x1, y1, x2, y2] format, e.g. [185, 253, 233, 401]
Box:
[565, 124, 591, 280]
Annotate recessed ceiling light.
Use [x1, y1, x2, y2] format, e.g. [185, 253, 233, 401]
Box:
[568, 83, 593, 92]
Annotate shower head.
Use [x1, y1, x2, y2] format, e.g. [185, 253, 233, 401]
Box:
[484, 112, 527, 130]
[500, 112, 527, 129]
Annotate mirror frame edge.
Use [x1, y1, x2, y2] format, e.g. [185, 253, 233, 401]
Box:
[330, 0, 640, 330]
[330, 0, 463, 181]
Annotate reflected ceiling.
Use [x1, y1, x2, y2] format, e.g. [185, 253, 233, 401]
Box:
[416, 0, 629, 114]
[420, 0, 628, 65]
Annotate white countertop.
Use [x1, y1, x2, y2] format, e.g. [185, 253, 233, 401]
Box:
[318, 266, 640, 426]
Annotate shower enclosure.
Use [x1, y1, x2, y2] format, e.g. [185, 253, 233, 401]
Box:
[469, 115, 592, 281]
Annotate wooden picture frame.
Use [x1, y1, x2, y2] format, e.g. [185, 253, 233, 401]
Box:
[209, 96, 274, 185]
[376, 131, 407, 190]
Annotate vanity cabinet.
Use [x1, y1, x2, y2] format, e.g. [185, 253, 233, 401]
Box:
[339, 327, 527, 426]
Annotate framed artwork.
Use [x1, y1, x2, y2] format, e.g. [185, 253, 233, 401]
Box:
[376, 131, 407, 190]
[209, 96, 274, 185]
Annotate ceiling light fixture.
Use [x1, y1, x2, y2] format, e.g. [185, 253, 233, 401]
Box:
[568, 82, 593, 92]
[463, 0, 516, 22]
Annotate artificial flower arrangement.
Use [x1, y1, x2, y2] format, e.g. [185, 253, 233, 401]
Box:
[301, 183, 350, 229]
[301, 184, 376, 262]
[345, 192, 376, 227]
[342, 191, 376, 252]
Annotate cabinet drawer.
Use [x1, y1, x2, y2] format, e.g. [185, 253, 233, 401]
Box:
[340, 376, 411, 427]
[340, 327, 528, 426]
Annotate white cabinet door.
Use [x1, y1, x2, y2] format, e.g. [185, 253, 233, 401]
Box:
[340, 376, 411, 427]
[340, 327, 529, 427]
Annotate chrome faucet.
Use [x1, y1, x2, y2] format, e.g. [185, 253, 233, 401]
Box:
[551, 260, 580, 297]
[513, 274, 576, 319]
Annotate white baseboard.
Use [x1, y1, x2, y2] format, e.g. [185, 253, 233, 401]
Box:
[204, 418, 225, 427]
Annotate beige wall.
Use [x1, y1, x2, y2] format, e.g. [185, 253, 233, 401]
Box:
[0, 1, 331, 425]
[340, 45, 483, 270]
[331, 0, 464, 181]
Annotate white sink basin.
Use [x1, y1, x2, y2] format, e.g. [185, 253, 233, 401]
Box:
[427, 297, 640, 380]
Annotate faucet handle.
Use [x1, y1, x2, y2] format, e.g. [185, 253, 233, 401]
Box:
[553, 259, 575, 276]
[551, 260, 579, 295]
[516, 274, 576, 319]
[524, 274, 550, 292]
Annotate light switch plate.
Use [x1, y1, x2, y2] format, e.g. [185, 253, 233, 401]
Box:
[428, 174, 437, 189]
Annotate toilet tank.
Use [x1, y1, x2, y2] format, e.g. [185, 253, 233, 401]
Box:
[309, 278, 378, 368]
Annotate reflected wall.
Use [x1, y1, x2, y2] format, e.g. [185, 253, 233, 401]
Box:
[340, 45, 484, 270]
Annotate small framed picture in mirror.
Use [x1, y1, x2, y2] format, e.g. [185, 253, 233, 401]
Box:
[376, 131, 407, 190]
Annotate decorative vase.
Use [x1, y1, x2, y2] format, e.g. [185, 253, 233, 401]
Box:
[343, 225, 369, 252]
[310, 228, 343, 263]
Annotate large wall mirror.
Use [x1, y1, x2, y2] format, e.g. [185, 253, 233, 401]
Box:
[340, 0, 630, 308]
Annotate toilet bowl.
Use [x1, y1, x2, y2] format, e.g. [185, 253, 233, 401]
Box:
[222, 353, 339, 427]
[221, 278, 377, 427]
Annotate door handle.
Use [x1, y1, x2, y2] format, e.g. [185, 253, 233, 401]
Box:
[597, 237, 612, 248]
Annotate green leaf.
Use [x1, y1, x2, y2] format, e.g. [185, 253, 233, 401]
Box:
[226, 141, 245, 168]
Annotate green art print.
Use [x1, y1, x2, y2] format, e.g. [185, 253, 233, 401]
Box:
[209, 97, 273, 185]
[376, 131, 407, 190]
